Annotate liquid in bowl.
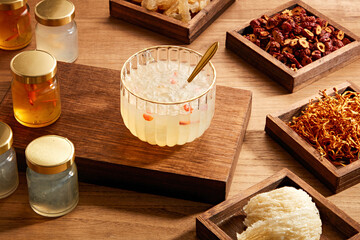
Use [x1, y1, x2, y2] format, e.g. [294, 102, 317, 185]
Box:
[120, 46, 216, 147]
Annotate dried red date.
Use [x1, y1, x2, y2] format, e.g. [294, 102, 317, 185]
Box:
[259, 31, 270, 39]
[343, 38, 351, 45]
[281, 21, 293, 32]
[319, 32, 331, 42]
[314, 42, 326, 52]
[292, 6, 306, 16]
[301, 56, 312, 66]
[335, 30, 344, 40]
[302, 28, 314, 40]
[250, 19, 261, 29]
[243, 6, 353, 70]
[293, 26, 303, 35]
[311, 50, 322, 60]
[273, 30, 284, 44]
[333, 39, 344, 48]
[324, 41, 333, 51]
[314, 25, 322, 35]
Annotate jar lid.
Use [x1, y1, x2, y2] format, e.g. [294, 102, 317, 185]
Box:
[10, 50, 57, 84]
[0, 0, 26, 11]
[0, 122, 13, 155]
[35, 0, 75, 26]
[25, 135, 75, 175]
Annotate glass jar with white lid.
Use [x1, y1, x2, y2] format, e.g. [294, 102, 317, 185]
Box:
[25, 135, 79, 217]
[35, 0, 78, 63]
[0, 122, 18, 199]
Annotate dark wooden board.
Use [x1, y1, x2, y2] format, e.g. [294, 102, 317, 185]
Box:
[0, 62, 252, 204]
[196, 168, 360, 240]
[109, 0, 235, 44]
[265, 81, 360, 193]
[225, 0, 360, 93]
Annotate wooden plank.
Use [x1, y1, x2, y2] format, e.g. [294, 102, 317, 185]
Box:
[265, 82, 360, 193]
[225, 0, 360, 92]
[196, 168, 360, 240]
[0, 62, 252, 204]
[109, 0, 235, 44]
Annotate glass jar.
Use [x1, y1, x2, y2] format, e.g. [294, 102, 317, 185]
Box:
[25, 135, 79, 217]
[35, 0, 78, 63]
[0, 0, 32, 50]
[10, 50, 61, 128]
[0, 122, 18, 199]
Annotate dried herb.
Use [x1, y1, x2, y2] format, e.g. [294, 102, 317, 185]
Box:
[288, 88, 360, 166]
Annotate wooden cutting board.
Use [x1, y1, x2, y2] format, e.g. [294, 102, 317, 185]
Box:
[0, 62, 252, 204]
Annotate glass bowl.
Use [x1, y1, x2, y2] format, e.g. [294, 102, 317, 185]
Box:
[120, 45, 216, 147]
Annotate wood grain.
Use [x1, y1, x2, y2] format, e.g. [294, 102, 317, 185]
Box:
[226, 0, 360, 93]
[0, 62, 252, 204]
[0, 0, 360, 239]
[196, 168, 360, 240]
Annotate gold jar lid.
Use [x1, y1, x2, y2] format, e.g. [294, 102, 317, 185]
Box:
[35, 0, 75, 26]
[25, 135, 75, 175]
[0, 0, 27, 11]
[10, 50, 57, 84]
[0, 122, 13, 155]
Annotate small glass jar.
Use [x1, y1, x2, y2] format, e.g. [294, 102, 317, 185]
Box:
[0, 122, 19, 199]
[10, 50, 61, 128]
[25, 135, 79, 217]
[0, 0, 32, 50]
[35, 0, 78, 63]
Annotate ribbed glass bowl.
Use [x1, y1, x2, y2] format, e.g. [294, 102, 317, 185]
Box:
[120, 46, 216, 147]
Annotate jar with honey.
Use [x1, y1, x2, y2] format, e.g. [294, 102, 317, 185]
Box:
[10, 50, 61, 128]
[0, 0, 32, 50]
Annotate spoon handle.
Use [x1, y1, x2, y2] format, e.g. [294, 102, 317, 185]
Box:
[187, 42, 219, 83]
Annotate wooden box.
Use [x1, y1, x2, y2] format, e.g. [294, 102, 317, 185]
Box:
[265, 82, 360, 193]
[196, 168, 360, 240]
[226, 0, 360, 92]
[0, 62, 252, 204]
[109, 0, 235, 44]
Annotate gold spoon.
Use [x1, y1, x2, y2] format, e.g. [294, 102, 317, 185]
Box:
[187, 41, 219, 83]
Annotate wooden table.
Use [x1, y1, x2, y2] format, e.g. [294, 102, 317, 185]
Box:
[1, 0, 359, 239]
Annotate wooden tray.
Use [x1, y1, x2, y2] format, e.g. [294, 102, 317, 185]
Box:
[0, 62, 252, 204]
[265, 82, 360, 193]
[225, 0, 360, 92]
[196, 168, 360, 240]
[109, 0, 235, 44]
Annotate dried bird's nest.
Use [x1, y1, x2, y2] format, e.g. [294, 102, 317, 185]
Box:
[130, 0, 210, 22]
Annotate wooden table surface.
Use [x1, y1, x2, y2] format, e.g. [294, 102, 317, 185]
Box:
[1, 0, 360, 239]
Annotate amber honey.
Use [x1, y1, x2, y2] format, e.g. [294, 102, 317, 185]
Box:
[0, 1, 32, 50]
[10, 50, 61, 128]
[11, 78, 61, 127]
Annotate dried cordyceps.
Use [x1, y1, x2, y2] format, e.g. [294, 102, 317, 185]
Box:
[243, 6, 353, 70]
[288, 89, 360, 166]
